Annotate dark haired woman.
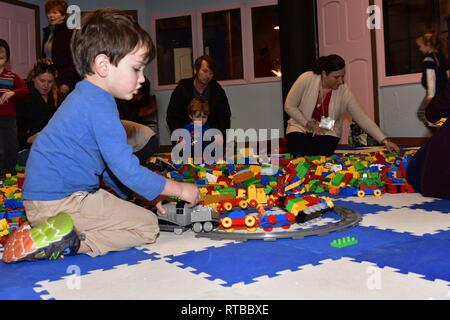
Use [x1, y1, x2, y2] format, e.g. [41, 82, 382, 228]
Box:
[16, 59, 60, 165]
[285, 54, 399, 156]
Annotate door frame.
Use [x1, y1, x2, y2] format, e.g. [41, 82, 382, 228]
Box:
[0, 0, 40, 60]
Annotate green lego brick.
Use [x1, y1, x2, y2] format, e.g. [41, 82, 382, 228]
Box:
[330, 236, 358, 248]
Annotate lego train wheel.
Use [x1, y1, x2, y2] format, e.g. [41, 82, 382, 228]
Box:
[221, 217, 233, 229]
[245, 216, 257, 228]
[267, 198, 275, 207]
[246, 227, 257, 232]
[286, 213, 295, 222]
[239, 200, 248, 209]
[268, 215, 277, 225]
[357, 190, 365, 198]
[192, 222, 203, 233]
[374, 189, 382, 197]
[202, 221, 214, 233]
[249, 200, 258, 208]
[223, 202, 233, 211]
[281, 224, 291, 230]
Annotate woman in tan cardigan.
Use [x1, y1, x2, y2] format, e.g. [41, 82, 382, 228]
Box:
[285, 54, 399, 156]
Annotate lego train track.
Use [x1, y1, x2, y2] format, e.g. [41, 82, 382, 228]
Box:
[195, 205, 362, 241]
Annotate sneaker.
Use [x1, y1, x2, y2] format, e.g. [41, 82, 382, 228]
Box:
[2, 212, 80, 263]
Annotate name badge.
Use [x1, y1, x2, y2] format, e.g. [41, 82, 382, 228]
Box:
[319, 116, 335, 130]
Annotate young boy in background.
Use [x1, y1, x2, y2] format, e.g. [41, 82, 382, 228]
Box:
[0, 38, 29, 177]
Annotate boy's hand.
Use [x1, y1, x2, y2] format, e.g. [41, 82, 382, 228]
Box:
[162, 180, 200, 208]
[179, 182, 200, 207]
[0, 91, 15, 105]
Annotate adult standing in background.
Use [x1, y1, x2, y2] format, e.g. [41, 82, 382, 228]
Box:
[406, 79, 450, 199]
[284, 54, 400, 157]
[166, 55, 231, 140]
[42, 0, 79, 96]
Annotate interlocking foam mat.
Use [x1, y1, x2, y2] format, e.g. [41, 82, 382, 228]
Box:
[1, 192, 450, 300]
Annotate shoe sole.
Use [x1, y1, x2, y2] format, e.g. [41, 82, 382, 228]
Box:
[2, 212, 74, 263]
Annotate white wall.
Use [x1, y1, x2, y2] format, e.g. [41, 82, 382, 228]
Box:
[23, 0, 426, 145]
[25, 0, 285, 146]
[146, 0, 284, 145]
[378, 83, 431, 138]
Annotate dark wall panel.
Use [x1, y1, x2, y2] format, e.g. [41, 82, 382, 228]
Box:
[278, 0, 318, 127]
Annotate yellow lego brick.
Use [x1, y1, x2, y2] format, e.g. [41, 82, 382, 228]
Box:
[255, 188, 267, 203]
[285, 180, 301, 192]
[212, 170, 223, 177]
[237, 188, 246, 198]
[197, 171, 206, 179]
[315, 166, 324, 176]
[249, 165, 261, 175]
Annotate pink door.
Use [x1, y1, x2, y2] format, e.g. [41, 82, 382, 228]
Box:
[0, 1, 37, 78]
[317, 0, 375, 144]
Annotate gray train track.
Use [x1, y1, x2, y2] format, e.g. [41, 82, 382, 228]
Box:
[195, 206, 362, 241]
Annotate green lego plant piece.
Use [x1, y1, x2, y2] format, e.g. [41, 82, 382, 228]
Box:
[330, 236, 358, 248]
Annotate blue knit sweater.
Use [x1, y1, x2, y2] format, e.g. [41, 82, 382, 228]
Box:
[23, 80, 166, 201]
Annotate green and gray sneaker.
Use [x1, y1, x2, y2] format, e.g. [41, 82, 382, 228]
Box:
[2, 212, 80, 263]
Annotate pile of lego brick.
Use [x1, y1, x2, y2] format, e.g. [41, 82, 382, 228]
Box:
[0, 166, 27, 245]
[150, 150, 416, 208]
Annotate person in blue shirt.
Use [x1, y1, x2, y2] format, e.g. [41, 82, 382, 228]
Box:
[175, 97, 222, 163]
[2, 9, 199, 263]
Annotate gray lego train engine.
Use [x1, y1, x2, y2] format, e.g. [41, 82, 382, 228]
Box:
[157, 202, 220, 235]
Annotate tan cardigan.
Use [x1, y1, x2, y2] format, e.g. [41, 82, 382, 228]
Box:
[284, 71, 386, 143]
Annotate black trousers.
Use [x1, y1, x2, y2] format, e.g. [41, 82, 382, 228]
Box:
[286, 132, 340, 157]
[0, 117, 18, 176]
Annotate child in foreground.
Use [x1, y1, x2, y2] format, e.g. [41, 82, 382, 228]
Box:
[2, 8, 199, 263]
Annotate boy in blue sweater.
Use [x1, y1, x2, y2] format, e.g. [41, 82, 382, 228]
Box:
[2, 9, 199, 263]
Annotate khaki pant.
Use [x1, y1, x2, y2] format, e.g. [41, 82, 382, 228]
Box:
[23, 120, 159, 257]
[24, 189, 159, 257]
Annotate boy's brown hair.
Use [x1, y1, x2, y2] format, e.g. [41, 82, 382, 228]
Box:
[45, 0, 68, 15]
[188, 97, 210, 117]
[71, 8, 155, 78]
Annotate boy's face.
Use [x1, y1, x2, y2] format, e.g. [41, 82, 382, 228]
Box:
[106, 46, 146, 100]
[0, 47, 7, 70]
[190, 112, 208, 126]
